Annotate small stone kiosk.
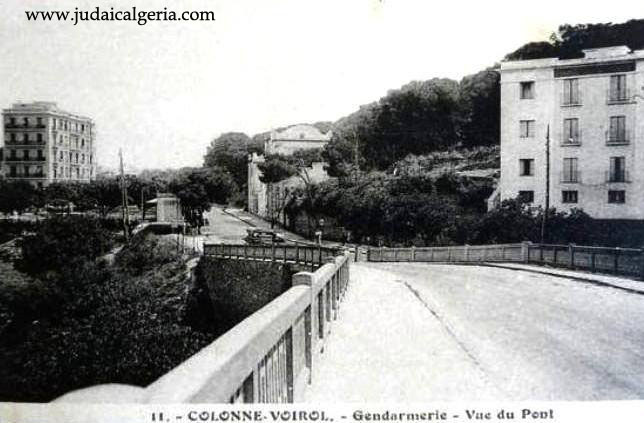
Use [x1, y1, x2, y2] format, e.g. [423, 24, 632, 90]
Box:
[153, 193, 182, 223]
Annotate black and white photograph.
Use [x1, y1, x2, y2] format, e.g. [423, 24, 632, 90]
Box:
[2, 0, 644, 421]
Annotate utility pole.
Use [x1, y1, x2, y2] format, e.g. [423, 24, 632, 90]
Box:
[540, 124, 550, 244]
[119, 148, 130, 242]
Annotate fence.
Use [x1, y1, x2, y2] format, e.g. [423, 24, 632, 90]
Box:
[365, 242, 644, 280]
[55, 246, 351, 403]
[366, 243, 524, 263]
[203, 243, 341, 269]
[527, 244, 644, 278]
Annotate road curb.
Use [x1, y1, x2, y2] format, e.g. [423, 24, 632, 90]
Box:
[481, 262, 644, 296]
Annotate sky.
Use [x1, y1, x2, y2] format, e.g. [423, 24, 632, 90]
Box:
[1, 0, 642, 171]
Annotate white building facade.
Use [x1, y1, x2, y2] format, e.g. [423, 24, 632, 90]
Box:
[499, 46, 644, 219]
[1, 101, 96, 187]
[248, 124, 333, 219]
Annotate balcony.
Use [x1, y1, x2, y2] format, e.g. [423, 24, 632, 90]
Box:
[607, 89, 635, 105]
[561, 92, 582, 107]
[4, 123, 47, 131]
[6, 173, 46, 179]
[605, 170, 630, 183]
[5, 140, 47, 147]
[560, 170, 581, 183]
[4, 156, 46, 162]
[559, 130, 582, 146]
[605, 130, 630, 146]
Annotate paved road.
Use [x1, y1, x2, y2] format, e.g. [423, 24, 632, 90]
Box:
[358, 262, 644, 400]
[201, 206, 250, 243]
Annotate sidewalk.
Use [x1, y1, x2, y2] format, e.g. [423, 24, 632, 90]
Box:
[304, 263, 503, 402]
[483, 262, 644, 295]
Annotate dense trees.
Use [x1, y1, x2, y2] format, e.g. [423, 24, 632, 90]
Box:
[202, 132, 263, 206]
[168, 167, 235, 230]
[322, 75, 500, 174]
[505, 19, 644, 61]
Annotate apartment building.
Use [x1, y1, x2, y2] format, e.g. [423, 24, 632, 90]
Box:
[1, 101, 96, 188]
[499, 46, 644, 219]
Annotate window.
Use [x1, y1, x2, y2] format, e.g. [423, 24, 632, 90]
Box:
[520, 81, 534, 99]
[36, 117, 42, 126]
[518, 191, 534, 203]
[519, 159, 534, 176]
[519, 120, 535, 138]
[562, 190, 578, 203]
[608, 116, 627, 143]
[562, 158, 579, 182]
[562, 79, 580, 105]
[609, 75, 627, 102]
[10, 133, 15, 142]
[37, 133, 43, 143]
[23, 150, 29, 159]
[608, 190, 625, 204]
[563, 118, 580, 144]
[10, 117, 15, 126]
[9, 166, 16, 177]
[23, 117, 28, 126]
[609, 156, 626, 182]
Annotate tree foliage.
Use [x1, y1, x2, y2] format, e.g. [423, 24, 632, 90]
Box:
[17, 215, 115, 276]
[505, 19, 644, 61]
[168, 167, 235, 228]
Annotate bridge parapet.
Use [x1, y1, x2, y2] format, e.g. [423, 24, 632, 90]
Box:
[203, 243, 341, 270]
[55, 247, 351, 403]
[365, 242, 644, 280]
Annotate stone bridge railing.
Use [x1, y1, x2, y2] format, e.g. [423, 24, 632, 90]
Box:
[56, 244, 351, 403]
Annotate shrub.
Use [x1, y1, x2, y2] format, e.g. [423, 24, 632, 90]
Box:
[114, 233, 182, 276]
[18, 216, 115, 276]
[0, 254, 212, 402]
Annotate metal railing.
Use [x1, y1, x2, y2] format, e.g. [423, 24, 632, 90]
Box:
[607, 88, 633, 104]
[561, 91, 582, 106]
[605, 170, 630, 183]
[559, 130, 582, 146]
[605, 130, 631, 145]
[203, 243, 341, 269]
[55, 247, 351, 403]
[560, 170, 581, 183]
[4, 156, 46, 162]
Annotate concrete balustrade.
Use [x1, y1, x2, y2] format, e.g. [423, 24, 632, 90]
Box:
[55, 245, 351, 404]
[367, 243, 525, 263]
[365, 242, 644, 280]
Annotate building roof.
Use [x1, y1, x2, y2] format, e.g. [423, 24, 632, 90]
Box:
[3, 101, 93, 122]
[270, 124, 333, 142]
[500, 45, 644, 72]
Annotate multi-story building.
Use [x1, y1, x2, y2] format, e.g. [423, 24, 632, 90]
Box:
[498, 46, 644, 219]
[1, 101, 96, 188]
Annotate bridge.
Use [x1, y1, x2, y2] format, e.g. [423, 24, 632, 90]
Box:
[54, 208, 644, 402]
